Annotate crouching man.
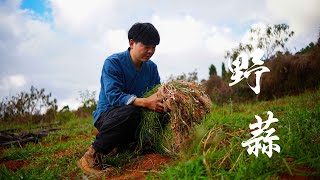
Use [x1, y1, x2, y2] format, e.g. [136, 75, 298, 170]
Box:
[78, 22, 164, 177]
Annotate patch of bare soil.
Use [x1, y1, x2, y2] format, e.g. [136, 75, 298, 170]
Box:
[281, 173, 320, 180]
[281, 158, 320, 179]
[109, 154, 172, 180]
[59, 135, 70, 142]
[0, 159, 29, 172]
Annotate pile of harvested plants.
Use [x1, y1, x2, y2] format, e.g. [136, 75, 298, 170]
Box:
[138, 80, 212, 155]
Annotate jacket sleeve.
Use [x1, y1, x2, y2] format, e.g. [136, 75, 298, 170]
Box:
[101, 58, 136, 106]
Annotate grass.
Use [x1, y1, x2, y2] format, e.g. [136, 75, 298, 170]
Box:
[154, 88, 320, 179]
[0, 116, 95, 179]
[0, 89, 320, 179]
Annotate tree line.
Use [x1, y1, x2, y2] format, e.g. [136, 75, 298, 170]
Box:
[204, 24, 320, 104]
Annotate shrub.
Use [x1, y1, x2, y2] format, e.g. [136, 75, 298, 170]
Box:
[205, 75, 233, 105]
[258, 45, 320, 100]
[0, 86, 57, 123]
[75, 90, 97, 118]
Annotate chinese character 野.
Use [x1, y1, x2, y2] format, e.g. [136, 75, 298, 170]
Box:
[228, 49, 270, 94]
[242, 111, 281, 158]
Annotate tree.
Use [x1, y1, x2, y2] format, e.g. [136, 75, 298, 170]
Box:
[167, 70, 198, 82]
[221, 63, 227, 79]
[250, 23, 294, 59]
[317, 28, 320, 45]
[296, 42, 315, 55]
[225, 23, 294, 61]
[75, 90, 97, 118]
[209, 64, 217, 76]
[78, 90, 97, 108]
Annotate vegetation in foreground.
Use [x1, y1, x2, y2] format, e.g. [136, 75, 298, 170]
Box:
[0, 88, 319, 179]
[155, 88, 320, 179]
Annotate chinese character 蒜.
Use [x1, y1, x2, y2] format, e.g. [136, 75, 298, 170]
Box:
[241, 111, 280, 158]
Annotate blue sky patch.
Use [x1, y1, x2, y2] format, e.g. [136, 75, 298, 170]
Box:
[20, 0, 52, 21]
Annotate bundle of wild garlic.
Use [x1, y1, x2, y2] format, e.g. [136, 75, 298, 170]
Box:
[139, 80, 212, 154]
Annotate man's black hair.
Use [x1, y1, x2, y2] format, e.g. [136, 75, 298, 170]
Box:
[128, 22, 160, 46]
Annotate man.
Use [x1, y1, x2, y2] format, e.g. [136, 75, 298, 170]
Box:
[78, 22, 164, 176]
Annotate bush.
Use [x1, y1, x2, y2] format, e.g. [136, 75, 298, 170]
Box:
[56, 105, 76, 122]
[0, 86, 57, 123]
[205, 75, 233, 105]
[258, 45, 320, 100]
[75, 90, 97, 118]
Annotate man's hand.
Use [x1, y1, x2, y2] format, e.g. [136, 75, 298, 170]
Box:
[133, 91, 164, 113]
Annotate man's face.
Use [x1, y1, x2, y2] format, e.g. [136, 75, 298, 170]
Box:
[130, 40, 156, 62]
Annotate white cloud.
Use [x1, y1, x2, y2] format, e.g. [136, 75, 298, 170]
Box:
[267, 0, 320, 49]
[51, 0, 116, 37]
[8, 75, 26, 87]
[105, 29, 128, 54]
[58, 98, 81, 111]
[151, 15, 238, 80]
[267, 0, 320, 34]
[0, 74, 26, 90]
[152, 15, 208, 54]
[1, 0, 319, 109]
[205, 26, 238, 56]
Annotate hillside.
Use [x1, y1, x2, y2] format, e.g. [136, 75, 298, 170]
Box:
[0, 88, 319, 179]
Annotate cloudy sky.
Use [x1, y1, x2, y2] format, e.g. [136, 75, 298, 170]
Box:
[0, 0, 319, 110]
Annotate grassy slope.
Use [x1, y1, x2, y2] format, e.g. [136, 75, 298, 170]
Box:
[1, 89, 319, 179]
[155, 89, 320, 179]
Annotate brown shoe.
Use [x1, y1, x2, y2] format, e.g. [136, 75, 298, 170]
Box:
[77, 145, 118, 178]
[94, 147, 118, 169]
[77, 145, 105, 178]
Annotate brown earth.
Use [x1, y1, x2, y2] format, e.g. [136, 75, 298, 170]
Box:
[281, 158, 320, 179]
[109, 154, 172, 180]
[281, 173, 320, 180]
[59, 135, 70, 142]
[0, 159, 29, 172]
[0, 147, 28, 172]
[2, 147, 319, 179]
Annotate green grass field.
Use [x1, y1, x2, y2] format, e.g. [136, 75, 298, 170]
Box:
[1, 89, 319, 179]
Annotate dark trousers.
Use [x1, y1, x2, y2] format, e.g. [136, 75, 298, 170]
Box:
[92, 105, 141, 155]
